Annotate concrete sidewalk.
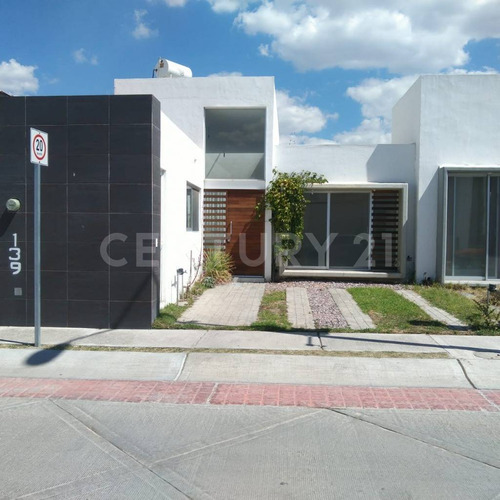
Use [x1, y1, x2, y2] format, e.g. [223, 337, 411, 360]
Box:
[1, 347, 500, 389]
[1, 325, 500, 390]
[1, 326, 500, 360]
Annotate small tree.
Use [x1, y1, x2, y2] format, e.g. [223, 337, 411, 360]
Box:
[256, 169, 327, 266]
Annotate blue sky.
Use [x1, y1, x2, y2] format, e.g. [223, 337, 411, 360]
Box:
[1, 0, 499, 144]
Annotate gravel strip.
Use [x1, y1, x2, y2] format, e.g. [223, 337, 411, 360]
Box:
[266, 280, 403, 292]
[266, 280, 403, 329]
[308, 286, 348, 328]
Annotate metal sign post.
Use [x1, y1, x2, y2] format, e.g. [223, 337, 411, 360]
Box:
[30, 128, 48, 348]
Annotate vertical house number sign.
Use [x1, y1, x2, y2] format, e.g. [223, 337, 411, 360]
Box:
[9, 233, 21, 275]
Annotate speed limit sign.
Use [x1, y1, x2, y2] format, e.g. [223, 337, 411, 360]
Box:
[30, 128, 49, 166]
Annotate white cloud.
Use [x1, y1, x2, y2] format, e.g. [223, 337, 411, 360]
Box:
[235, 1, 500, 73]
[73, 48, 98, 65]
[346, 75, 419, 121]
[332, 75, 417, 144]
[148, 0, 189, 6]
[276, 89, 333, 136]
[149, 0, 499, 73]
[164, 0, 189, 6]
[258, 43, 271, 57]
[334, 118, 391, 145]
[334, 67, 499, 144]
[207, 0, 248, 13]
[132, 9, 159, 39]
[333, 74, 432, 144]
[447, 67, 499, 75]
[0, 59, 38, 95]
[152, 0, 246, 12]
[73, 49, 86, 63]
[283, 134, 336, 146]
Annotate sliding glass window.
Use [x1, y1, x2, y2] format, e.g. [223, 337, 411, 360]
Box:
[291, 192, 371, 270]
[445, 174, 500, 280]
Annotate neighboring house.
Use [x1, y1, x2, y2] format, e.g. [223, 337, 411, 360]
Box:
[0, 72, 499, 328]
[0, 95, 161, 328]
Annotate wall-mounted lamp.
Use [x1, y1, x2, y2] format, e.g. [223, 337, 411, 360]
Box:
[5, 199, 21, 212]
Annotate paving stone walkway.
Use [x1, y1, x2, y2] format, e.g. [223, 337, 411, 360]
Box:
[179, 283, 467, 332]
[329, 289, 376, 330]
[179, 283, 265, 326]
[397, 289, 466, 330]
[286, 288, 315, 329]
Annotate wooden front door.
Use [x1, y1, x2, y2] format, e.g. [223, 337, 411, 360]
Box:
[226, 190, 265, 276]
[204, 190, 265, 276]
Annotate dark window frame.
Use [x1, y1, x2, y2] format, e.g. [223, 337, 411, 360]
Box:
[186, 183, 200, 232]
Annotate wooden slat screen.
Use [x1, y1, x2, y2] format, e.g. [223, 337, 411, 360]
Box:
[204, 190, 227, 250]
[371, 190, 400, 270]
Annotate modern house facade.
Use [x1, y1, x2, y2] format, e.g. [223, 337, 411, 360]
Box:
[1, 71, 499, 328]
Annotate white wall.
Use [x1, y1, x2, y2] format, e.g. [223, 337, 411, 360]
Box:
[115, 76, 277, 185]
[115, 76, 278, 288]
[277, 143, 416, 277]
[158, 112, 204, 305]
[394, 75, 500, 281]
[278, 144, 415, 183]
[392, 79, 421, 146]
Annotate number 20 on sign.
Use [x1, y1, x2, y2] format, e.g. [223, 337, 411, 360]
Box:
[30, 128, 49, 166]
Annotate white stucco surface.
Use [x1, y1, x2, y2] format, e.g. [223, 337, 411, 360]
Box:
[277, 143, 416, 275]
[394, 75, 500, 281]
[115, 76, 279, 293]
[159, 112, 204, 305]
[115, 76, 278, 185]
[277, 144, 415, 184]
[114, 73, 500, 288]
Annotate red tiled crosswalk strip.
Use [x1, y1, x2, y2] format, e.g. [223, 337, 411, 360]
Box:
[0, 377, 499, 411]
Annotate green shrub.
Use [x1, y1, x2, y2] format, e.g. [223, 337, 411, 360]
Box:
[203, 276, 216, 288]
[473, 291, 500, 330]
[256, 169, 327, 261]
[203, 249, 234, 283]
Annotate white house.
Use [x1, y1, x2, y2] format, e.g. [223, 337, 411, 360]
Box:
[393, 75, 500, 284]
[1, 68, 498, 328]
[116, 71, 500, 308]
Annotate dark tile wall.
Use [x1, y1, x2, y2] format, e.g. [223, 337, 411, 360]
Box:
[0, 94, 161, 329]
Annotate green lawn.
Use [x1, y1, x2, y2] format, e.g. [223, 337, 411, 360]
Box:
[250, 290, 293, 331]
[413, 285, 499, 335]
[153, 302, 198, 329]
[348, 287, 447, 334]
[154, 282, 499, 335]
[414, 286, 479, 324]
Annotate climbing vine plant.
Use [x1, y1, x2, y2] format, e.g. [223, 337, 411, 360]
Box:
[256, 169, 327, 260]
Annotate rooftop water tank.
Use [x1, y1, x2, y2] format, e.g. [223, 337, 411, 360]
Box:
[153, 58, 192, 78]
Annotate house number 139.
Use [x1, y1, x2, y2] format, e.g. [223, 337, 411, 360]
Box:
[9, 233, 21, 275]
